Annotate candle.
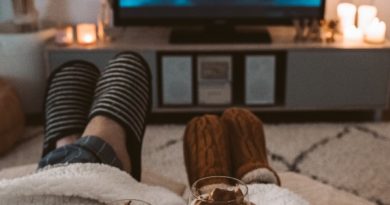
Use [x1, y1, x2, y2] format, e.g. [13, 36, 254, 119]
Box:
[365, 18, 387, 44]
[76, 24, 97, 45]
[344, 25, 364, 42]
[358, 5, 377, 32]
[55, 26, 74, 46]
[338, 3, 357, 34]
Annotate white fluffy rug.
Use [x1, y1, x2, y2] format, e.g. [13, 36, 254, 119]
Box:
[1, 123, 389, 205]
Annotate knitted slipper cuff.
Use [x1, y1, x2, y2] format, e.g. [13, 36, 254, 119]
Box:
[43, 60, 100, 157]
[238, 162, 281, 186]
[89, 52, 151, 181]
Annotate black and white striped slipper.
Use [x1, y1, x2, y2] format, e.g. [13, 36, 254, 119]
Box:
[43, 60, 100, 157]
[89, 51, 151, 181]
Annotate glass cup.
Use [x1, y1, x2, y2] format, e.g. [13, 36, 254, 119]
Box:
[189, 176, 249, 205]
[108, 199, 151, 205]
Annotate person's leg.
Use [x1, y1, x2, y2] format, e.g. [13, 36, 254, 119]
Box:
[39, 52, 151, 181]
[183, 115, 232, 185]
[81, 116, 131, 173]
[221, 108, 281, 185]
[38, 116, 125, 171]
[55, 135, 78, 148]
[87, 51, 151, 180]
[42, 60, 100, 157]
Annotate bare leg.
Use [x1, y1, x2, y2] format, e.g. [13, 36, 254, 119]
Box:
[56, 135, 79, 148]
[82, 116, 131, 173]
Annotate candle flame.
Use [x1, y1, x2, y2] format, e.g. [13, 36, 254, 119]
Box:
[83, 34, 94, 43]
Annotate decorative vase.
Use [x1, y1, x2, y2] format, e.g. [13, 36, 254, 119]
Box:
[97, 0, 113, 42]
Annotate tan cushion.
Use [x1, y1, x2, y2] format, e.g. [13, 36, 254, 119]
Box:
[0, 79, 25, 156]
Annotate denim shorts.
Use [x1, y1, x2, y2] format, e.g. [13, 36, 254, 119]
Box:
[38, 136, 122, 170]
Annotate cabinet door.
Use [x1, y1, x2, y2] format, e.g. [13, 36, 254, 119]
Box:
[286, 50, 390, 109]
[48, 51, 117, 71]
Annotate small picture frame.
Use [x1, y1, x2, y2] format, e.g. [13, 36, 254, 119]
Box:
[197, 56, 232, 105]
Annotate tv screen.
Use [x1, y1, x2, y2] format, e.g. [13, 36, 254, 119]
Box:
[114, 0, 325, 26]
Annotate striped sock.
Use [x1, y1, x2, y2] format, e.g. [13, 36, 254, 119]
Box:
[89, 51, 151, 181]
[43, 61, 100, 157]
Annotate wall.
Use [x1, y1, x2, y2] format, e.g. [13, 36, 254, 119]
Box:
[0, 0, 100, 24]
[1, 0, 390, 38]
[0, 0, 12, 21]
[35, 0, 100, 24]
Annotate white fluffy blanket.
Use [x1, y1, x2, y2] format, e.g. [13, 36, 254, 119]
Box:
[0, 163, 185, 205]
[0, 163, 308, 205]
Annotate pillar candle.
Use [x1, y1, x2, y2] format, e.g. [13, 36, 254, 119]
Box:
[76, 24, 97, 45]
[344, 25, 364, 42]
[338, 3, 357, 34]
[358, 5, 377, 32]
[365, 18, 387, 44]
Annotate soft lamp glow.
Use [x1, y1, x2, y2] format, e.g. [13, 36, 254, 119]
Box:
[55, 26, 74, 46]
[77, 24, 97, 45]
[338, 3, 357, 34]
[365, 18, 387, 44]
[358, 5, 378, 32]
[83, 34, 94, 44]
[344, 26, 364, 42]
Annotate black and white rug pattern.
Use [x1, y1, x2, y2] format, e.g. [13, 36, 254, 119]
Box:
[142, 123, 390, 205]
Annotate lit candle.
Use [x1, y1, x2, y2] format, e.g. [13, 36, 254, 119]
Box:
[365, 18, 387, 44]
[358, 5, 377, 32]
[344, 25, 364, 42]
[76, 24, 97, 45]
[338, 3, 357, 34]
[55, 26, 74, 46]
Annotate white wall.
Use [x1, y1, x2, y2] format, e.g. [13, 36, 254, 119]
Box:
[0, 0, 100, 24]
[0, 0, 13, 21]
[1, 0, 390, 39]
[373, 0, 390, 39]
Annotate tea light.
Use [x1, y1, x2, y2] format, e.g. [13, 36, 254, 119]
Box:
[344, 25, 364, 42]
[358, 5, 377, 32]
[365, 18, 387, 44]
[76, 24, 97, 45]
[55, 26, 74, 46]
[337, 3, 357, 34]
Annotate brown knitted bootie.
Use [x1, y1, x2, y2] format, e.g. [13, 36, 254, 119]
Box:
[183, 115, 232, 186]
[221, 108, 281, 185]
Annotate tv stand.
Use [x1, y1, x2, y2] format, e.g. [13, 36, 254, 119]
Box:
[170, 25, 272, 44]
[44, 27, 390, 121]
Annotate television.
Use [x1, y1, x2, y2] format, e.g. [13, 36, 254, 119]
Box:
[113, 0, 326, 44]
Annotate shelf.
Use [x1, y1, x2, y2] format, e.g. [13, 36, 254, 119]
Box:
[45, 26, 390, 121]
[45, 26, 390, 52]
[152, 106, 379, 114]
